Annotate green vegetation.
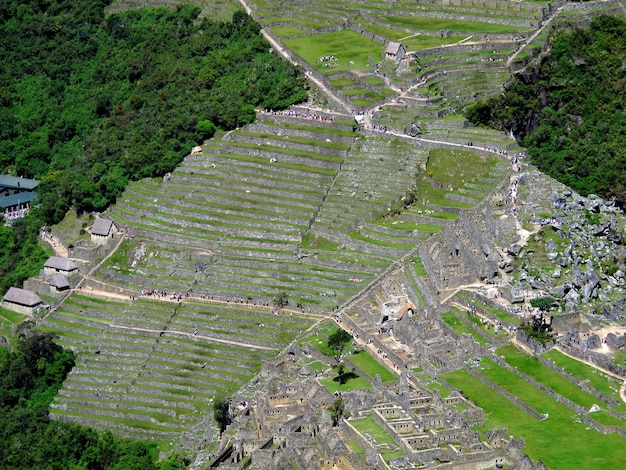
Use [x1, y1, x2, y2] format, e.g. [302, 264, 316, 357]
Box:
[347, 350, 397, 383]
[213, 396, 231, 433]
[445, 361, 626, 470]
[351, 414, 396, 446]
[333, 363, 359, 385]
[441, 310, 489, 345]
[0, 207, 51, 294]
[382, 16, 528, 34]
[328, 395, 349, 425]
[466, 15, 626, 205]
[0, 331, 187, 469]
[284, 31, 381, 72]
[0, 1, 307, 225]
[497, 345, 604, 410]
[327, 328, 353, 360]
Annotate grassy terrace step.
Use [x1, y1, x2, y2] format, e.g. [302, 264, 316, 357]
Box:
[496, 345, 613, 411]
[143, 181, 317, 215]
[48, 301, 288, 443]
[217, 139, 345, 165]
[117, 189, 307, 233]
[50, 408, 185, 435]
[176, 159, 333, 197]
[543, 349, 626, 414]
[123, 180, 316, 218]
[191, 145, 338, 176]
[257, 117, 357, 136]
[229, 130, 354, 151]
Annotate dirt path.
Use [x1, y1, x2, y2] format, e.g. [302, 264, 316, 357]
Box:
[43, 233, 69, 258]
[506, 11, 558, 67]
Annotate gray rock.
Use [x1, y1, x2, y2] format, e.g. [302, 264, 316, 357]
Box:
[547, 252, 558, 261]
[607, 231, 623, 244]
[593, 223, 609, 236]
[507, 244, 523, 256]
[511, 286, 526, 303]
[557, 257, 571, 267]
[389, 457, 410, 469]
[545, 239, 557, 252]
[549, 285, 567, 298]
[587, 334, 601, 349]
[531, 280, 545, 289]
[564, 289, 580, 304]
[585, 194, 603, 212]
[552, 193, 567, 210]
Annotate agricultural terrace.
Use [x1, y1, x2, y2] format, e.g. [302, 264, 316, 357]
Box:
[284, 31, 382, 73]
[45, 293, 315, 442]
[444, 352, 626, 470]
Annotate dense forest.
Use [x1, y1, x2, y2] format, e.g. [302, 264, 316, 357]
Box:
[0, 0, 307, 294]
[466, 15, 626, 205]
[0, 331, 187, 469]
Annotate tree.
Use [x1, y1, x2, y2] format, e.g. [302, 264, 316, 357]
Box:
[273, 291, 289, 308]
[327, 329, 352, 361]
[213, 396, 231, 433]
[530, 296, 554, 312]
[333, 364, 358, 385]
[328, 395, 349, 426]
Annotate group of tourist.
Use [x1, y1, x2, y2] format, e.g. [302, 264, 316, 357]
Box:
[261, 107, 335, 122]
[316, 55, 337, 67]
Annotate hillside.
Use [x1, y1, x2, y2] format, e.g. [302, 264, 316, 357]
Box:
[466, 14, 626, 205]
[1, 1, 626, 469]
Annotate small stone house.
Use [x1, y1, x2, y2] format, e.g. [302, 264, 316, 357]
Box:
[48, 273, 70, 293]
[2, 287, 43, 315]
[90, 217, 119, 245]
[385, 41, 406, 62]
[44, 256, 78, 276]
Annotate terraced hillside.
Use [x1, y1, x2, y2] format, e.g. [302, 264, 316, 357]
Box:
[42, 0, 599, 452]
[46, 293, 315, 443]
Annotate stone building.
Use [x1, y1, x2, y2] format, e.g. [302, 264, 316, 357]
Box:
[2, 287, 43, 315]
[48, 273, 70, 294]
[90, 217, 119, 245]
[44, 256, 78, 276]
[385, 41, 406, 62]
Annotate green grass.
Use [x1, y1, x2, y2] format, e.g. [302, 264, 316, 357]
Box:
[382, 16, 529, 34]
[542, 349, 626, 413]
[347, 350, 397, 383]
[441, 311, 489, 345]
[444, 368, 626, 470]
[271, 25, 308, 37]
[350, 414, 397, 446]
[329, 77, 357, 87]
[345, 437, 364, 454]
[285, 31, 382, 73]
[423, 380, 451, 398]
[410, 256, 427, 276]
[319, 374, 372, 392]
[300, 232, 342, 250]
[497, 344, 605, 410]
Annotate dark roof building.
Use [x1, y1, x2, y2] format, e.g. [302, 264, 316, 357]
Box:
[44, 256, 78, 275]
[49, 273, 70, 291]
[385, 41, 406, 62]
[90, 217, 120, 245]
[0, 175, 39, 193]
[2, 287, 43, 315]
[91, 217, 114, 237]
